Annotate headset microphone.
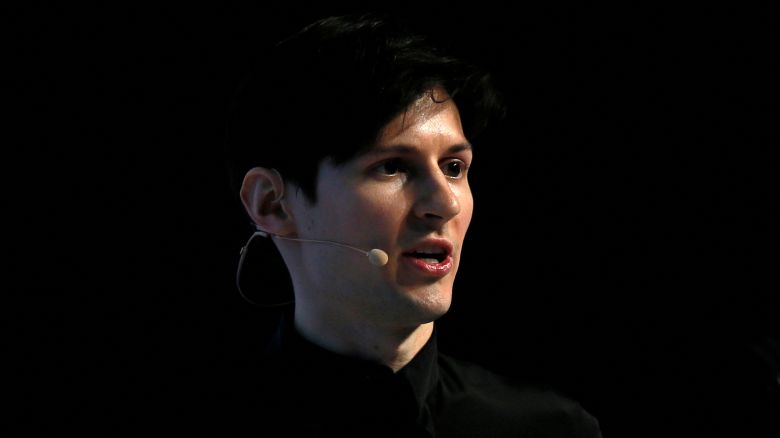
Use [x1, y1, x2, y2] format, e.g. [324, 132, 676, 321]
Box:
[253, 230, 389, 267]
[235, 228, 389, 306]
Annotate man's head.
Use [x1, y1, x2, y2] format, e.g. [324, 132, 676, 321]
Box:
[226, 13, 502, 326]
[225, 13, 502, 204]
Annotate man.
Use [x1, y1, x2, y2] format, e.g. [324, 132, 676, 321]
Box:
[224, 13, 602, 437]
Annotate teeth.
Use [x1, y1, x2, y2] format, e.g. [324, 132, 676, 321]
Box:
[414, 246, 445, 254]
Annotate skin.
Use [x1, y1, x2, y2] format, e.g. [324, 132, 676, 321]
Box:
[241, 87, 473, 372]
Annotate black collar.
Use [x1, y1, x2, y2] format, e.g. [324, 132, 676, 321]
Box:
[264, 311, 441, 416]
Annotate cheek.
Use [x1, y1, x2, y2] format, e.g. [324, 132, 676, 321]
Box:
[331, 185, 408, 240]
[456, 184, 474, 232]
[357, 188, 408, 227]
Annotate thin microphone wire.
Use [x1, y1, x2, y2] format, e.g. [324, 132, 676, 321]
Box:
[259, 231, 374, 256]
[270, 231, 389, 266]
[236, 231, 294, 307]
[235, 230, 385, 307]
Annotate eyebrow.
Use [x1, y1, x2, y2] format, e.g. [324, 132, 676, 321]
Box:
[362, 142, 473, 158]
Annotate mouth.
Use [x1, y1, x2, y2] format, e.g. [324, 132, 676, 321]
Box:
[403, 252, 448, 263]
[400, 239, 454, 277]
[401, 239, 453, 262]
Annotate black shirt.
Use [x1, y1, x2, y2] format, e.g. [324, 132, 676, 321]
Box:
[249, 312, 603, 437]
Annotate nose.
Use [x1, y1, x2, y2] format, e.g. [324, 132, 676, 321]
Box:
[411, 171, 461, 226]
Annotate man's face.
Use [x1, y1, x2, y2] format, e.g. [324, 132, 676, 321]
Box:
[287, 89, 473, 328]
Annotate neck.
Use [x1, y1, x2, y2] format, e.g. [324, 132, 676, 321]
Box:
[293, 308, 434, 373]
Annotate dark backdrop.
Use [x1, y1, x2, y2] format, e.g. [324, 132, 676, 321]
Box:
[12, 3, 778, 436]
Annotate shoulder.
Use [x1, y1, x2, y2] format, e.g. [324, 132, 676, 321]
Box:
[435, 353, 602, 438]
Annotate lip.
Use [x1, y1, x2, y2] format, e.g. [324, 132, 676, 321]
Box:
[401, 254, 453, 277]
[401, 238, 454, 278]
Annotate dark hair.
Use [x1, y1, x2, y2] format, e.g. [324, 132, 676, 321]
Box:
[224, 13, 504, 205]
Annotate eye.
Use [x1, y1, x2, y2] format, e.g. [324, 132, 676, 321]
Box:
[374, 158, 407, 176]
[442, 159, 468, 178]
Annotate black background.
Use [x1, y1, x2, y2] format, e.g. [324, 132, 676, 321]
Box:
[11, 3, 779, 436]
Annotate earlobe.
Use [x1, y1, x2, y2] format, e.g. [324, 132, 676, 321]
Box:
[239, 167, 294, 234]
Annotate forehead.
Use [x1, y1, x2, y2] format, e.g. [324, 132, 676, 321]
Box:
[373, 87, 467, 150]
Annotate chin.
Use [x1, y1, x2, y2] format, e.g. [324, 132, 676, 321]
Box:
[409, 288, 452, 322]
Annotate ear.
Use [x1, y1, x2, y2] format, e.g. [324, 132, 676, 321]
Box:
[239, 167, 295, 236]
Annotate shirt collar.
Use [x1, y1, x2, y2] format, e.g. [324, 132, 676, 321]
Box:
[264, 310, 441, 412]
